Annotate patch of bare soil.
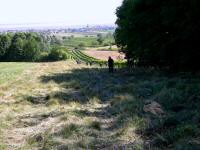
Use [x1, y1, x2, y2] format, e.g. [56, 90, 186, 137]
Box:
[84, 50, 125, 61]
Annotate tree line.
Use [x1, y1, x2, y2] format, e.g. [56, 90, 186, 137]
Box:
[115, 0, 200, 71]
[0, 32, 66, 62]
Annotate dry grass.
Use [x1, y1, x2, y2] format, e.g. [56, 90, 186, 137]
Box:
[0, 61, 199, 150]
[0, 61, 130, 149]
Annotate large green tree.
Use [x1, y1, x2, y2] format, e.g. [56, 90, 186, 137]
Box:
[7, 34, 24, 61]
[115, 0, 200, 71]
[23, 38, 41, 62]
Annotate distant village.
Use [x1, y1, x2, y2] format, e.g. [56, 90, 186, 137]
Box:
[0, 24, 116, 34]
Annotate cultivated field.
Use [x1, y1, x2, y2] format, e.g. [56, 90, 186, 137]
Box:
[0, 61, 199, 149]
[63, 37, 114, 48]
[53, 32, 111, 38]
[84, 50, 125, 61]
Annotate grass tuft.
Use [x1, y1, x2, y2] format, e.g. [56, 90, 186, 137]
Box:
[90, 121, 101, 131]
[60, 124, 80, 138]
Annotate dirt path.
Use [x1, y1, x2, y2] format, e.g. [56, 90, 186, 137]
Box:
[0, 61, 143, 149]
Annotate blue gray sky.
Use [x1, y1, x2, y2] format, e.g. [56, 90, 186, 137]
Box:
[0, 0, 122, 26]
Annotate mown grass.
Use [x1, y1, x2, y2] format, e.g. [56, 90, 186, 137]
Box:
[0, 61, 199, 149]
[41, 66, 200, 149]
[0, 62, 34, 84]
[0, 62, 36, 149]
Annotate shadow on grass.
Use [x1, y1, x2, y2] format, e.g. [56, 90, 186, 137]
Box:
[38, 67, 149, 148]
[26, 67, 200, 149]
[40, 68, 127, 103]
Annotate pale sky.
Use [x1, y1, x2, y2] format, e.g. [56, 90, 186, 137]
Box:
[0, 0, 122, 26]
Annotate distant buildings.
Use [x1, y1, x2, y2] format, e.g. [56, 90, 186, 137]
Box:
[0, 24, 116, 34]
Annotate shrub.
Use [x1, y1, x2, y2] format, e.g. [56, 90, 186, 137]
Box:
[47, 47, 69, 61]
[91, 41, 98, 47]
[46, 99, 60, 106]
[38, 52, 49, 62]
[103, 43, 110, 47]
[78, 43, 86, 48]
[60, 124, 80, 138]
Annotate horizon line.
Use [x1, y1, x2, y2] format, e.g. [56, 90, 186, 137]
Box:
[0, 22, 116, 28]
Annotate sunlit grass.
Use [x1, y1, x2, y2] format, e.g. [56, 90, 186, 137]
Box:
[0, 62, 35, 84]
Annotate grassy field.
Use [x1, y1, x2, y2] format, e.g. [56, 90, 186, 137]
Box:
[53, 32, 98, 38]
[0, 63, 35, 84]
[0, 61, 200, 149]
[63, 36, 115, 48]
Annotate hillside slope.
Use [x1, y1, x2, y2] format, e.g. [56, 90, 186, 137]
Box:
[0, 61, 199, 149]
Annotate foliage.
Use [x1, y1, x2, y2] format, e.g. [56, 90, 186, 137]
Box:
[50, 35, 63, 45]
[78, 42, 86, 48]
[0, 32, 62, 62]
[115, 0, 200, 71]
[7, 34, 24, 61]
[97, 33, 104, 45]
[0, 34, 11, 60]
[23, 38, 41, 61]
[47, 47, 69, 61]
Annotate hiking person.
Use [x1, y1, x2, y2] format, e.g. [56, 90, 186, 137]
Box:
[108, 56, 114, 73]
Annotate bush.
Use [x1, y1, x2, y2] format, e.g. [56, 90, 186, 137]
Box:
[38, 52, 49, 62]
[78, 43, 85, 48]
[91, 41, 98, 47]
[103, 43, 110, 47]
[47, 47, 69, 61]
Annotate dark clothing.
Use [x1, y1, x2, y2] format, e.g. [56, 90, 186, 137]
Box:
[108, 58, 114, 73]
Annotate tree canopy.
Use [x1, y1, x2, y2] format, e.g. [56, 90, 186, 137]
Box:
[0, 34, 11, 60]
[115, 0, 200, 71]
[0, 32, 67, 62]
